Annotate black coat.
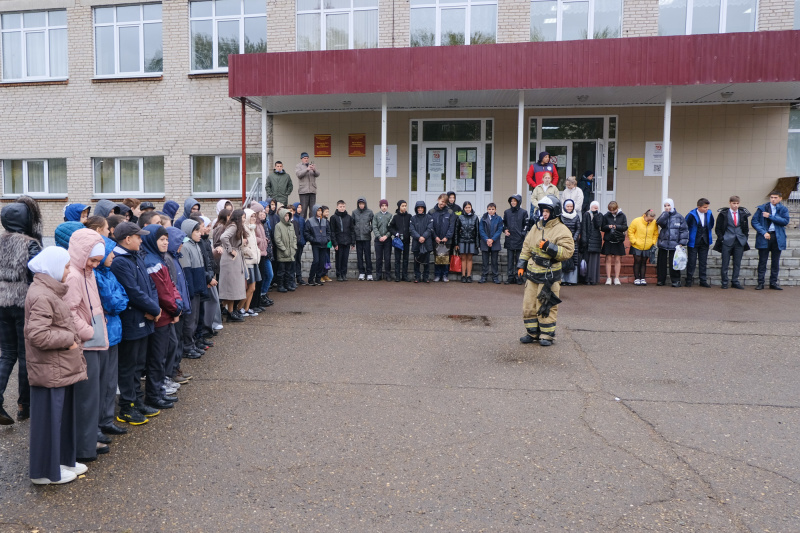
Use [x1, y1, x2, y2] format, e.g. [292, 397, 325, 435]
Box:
[456, 212, 478, 245]
[388, 210, 412, 243]
[503, 197, 529, 250]
[577, 177, 595, 213]
[410, 202, 433, 254]
[602, 211, 628, 245]
[713, 207, 751, 253]
[330, 211, 355, 247]
[428, 204, 455, 241]
[581, 211, 603, 253]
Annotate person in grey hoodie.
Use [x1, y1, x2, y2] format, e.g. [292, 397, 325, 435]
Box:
[352, 197, 374, 280]
[373, 199, 393, 281]
[175, 198, 201, 228]
[94, 199, 120, 219]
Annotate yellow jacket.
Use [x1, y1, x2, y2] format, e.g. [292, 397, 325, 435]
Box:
[627, 216, 659, 251]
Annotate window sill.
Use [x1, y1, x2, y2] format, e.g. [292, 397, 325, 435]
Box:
[92, 194, 165, 200]
[1, 78, 68, 87]
[188, 71, 229, 79]
[2, 194, 68, 201]
[192, 192, 244, 199]
[92, 75, 162, 83]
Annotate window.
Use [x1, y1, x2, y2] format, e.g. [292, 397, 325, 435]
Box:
[530, 0, 621, 41]
[795, 0, 800, 29]
[410, 0, 496, 47]
[658, 0, 757, 36]
[296, 0, 378, 51]
[1, 10, 67, 81]
[2, 159, 67, 197]
[192, 154, 261, 195]
[93, 157, 164, 196]
[94, 4, 162, 76]
[787, 108, 800, 177]
[190, 0, 266, 72]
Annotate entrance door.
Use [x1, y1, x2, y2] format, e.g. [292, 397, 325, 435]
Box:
[419, 143, 483, 211]
[593, 139, 614, 210]
[541, 142, 569, 190]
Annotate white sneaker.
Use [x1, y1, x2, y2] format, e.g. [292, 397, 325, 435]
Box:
[640, 279, 648, 286]
[358, 274, 365, 281]
[605, 278, 612, 285]
[32, 468, 78, 485]
[634, 279, 641, 285]
[162, 384, 178, 395]
[61, 462, 88, 476]
[366, 275, 373, 281]
[614, 278, 621, 285]
[165, 377, 181, 390]
[247, 309, 258, 317]
[213, 324, 224, 331]
[442, 275, 449, 282]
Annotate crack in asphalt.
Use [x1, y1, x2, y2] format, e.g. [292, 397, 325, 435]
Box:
[569, 327, 800, 338]
[621, 398, 800, 410]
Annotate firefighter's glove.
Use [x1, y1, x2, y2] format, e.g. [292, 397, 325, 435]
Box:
[539, 240, 559, 258]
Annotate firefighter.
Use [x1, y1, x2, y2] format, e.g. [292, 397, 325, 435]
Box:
[517, 195, 574, 346]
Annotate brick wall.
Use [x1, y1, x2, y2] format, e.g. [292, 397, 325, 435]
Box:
[623, 0, 659, 37]
[267, 0, 295, 52]
[758, 0, 796, 30]
[497, 0, 530, 43]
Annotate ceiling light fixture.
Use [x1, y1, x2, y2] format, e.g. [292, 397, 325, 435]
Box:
[576, 95, 589, 102]
[448, 98, 459, 106]
[720, 91, 734, 99]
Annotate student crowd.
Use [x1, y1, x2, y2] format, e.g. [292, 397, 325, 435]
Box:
[0, 154, 791, 485]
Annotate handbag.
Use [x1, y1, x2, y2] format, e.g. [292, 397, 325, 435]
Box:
[579, 258, 587, 277]
[434, 243, 450, 265]
[392, 236, 404, 250]
[449, 254, 462, 273]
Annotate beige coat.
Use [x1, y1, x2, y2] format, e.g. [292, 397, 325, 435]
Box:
[295, 162, 319, 194]
[218, 224, 247, 300]
[24, 273, 87, 388]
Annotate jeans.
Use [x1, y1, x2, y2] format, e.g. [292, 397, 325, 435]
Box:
[309, 246, 324, 281]
[374, 238, 392, 277]
[434, 264, 449, 279]
[260, 258, 274, 295]
[394, 243, 410, 280]
[356, 240, 373, 275]
[757, 233, 782, 285]
[685, 243, 709, 283]
[0, 305, 29, 409]
[414, 252, 430, 280]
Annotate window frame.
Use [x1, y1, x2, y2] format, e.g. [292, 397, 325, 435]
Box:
[658, 0, 759, 36]
[530, 0, 621, 42]
[189, 0, 267, 74]
[1, 158, 68, 199]
[92, 3, 163, 79]
[191, 154, 262, 197]
[295, 0, 379, 51]
[92, 156, 165, 198]
[0, 9, 68, 82]
[409, 0, 498, 47]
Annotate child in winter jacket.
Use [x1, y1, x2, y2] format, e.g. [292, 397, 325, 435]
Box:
[331, 200, 355, 282]
[179, 219, 209, 362]
[292, 202, 306, 286]
[627, 210, 659, 286]
[410, 201, 433, 283]
[655, 198, 689, 287]
[373, 199, 393, 281]
[601, 201, 628, 285]
[352, 197, 374, 280]
[303, 204, 331, 286]
[503, 194, 528, 285]
[274, 208, 298, 292]
[456, 201, 478, 282]
[388, 200, 412, 282]
[479, 203, 503, 284]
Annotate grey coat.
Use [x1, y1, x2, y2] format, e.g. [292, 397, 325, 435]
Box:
[295, 162, 319, 194]
[218, 224, 247, 301]
[352, 198, 374, 241]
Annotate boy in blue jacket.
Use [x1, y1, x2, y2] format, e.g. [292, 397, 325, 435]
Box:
[752, 190, 790, 290]
[684, 198, 714, 288]
[95, 237, 129, 436]
[110, 222, 161, 425]
[479, 203, 503, 284]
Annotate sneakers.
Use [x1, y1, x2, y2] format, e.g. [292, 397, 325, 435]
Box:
[164, 377, 180, 391]
[213, 324, 224, 331]
[358, 274, 366, 281]
[634, 279, 642, 285]
[433, 276, 441, 282]
[135, 402, 160, 417]
[32, 467, 78, 485]
[321, 275, 332, 282]
[246, 309, 259, 317]
[613, 278, 621, 285]
[226, 310, 244, 323]
[442, 275, 449, 282]
[61, 462, 88, 476]
[366, 274, 374, 281]
[172, 370, 191, 384]
[605, 278, 612, 285]
[117, 403, 149, 425]
[640, 279, 647, 286]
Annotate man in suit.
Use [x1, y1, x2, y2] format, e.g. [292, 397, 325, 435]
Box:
[685, 198, 714, 288]
[714, 195, 749, 289]
[752, 190, 791, 290]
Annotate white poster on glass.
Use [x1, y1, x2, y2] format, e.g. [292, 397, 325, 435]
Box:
[373, 145, 397, 177]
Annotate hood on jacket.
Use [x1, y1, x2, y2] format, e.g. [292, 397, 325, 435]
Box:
[244, 208, 256, 224]
[116, 203, 131, 219]
[292, 202, 302, 214]
[581, 170, 594, 180]
[141, 224, 169, 257]
[54, 222, 85, 250]
[562, 199, 578, 220]
[356, 197, 368, 210]
[94, 199, 120, 218]
[663, 198, 675, 213]
[1, 196, 43, 240]
[67, 228, 104, 272]
[64, 203, 90, 222]
[100, 236, 116, 266]
[162, 200, 180, 220]
[183, 198, 200, 219]
[250, 202, 264, 213]
[265, 197, 277, 214]
[28, 246, 71, 282]
[414, 201, 427, 215]
[446, 191, 456, 200]
[279, 208, 293, 225]
[166, 226, 186, 257]
[181, 218, 201, 238]
[311, 204, 323, 218]
[508, 194, 522, 211]
[216, 199, 232, 215]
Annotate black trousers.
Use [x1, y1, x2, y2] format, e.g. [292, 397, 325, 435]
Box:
[180, 297, 201, 352]
[309, 246, 324, 281]
[144, 325, 170, 404]
[633, 254, 648, 280]
[685, 243, 709, 283]
[276, 261, 291, 288]
[118, 336, 148, 406]
[295, 244, 305, 281]
[757, 233, 782, 285]
[720, 242, 745, 285]
[482, 251, 499, 280]
[414, 251, 430, 280]
[166, 323, 180, 378]
[657, 248, 681, 284]
[374, 238, 392, 276]
[73, 349, 101, 459]
[30, 385, 77, 481]
[335, 246, 351, 278]
[394, 243, 410, 279]
[0, 305, 29, 409]
[506, 249, 521, 278]
[356, 240, 372, 275]
[300, 193, 316, 220]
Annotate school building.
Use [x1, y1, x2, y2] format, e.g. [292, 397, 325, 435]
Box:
[1, 0, 799, 234]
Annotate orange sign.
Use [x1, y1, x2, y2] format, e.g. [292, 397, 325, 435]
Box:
[348, 134, 366, 157]
[314, 134, 332, 157]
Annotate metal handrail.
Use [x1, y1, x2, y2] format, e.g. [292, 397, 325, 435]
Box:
[244, 177, 262, 208]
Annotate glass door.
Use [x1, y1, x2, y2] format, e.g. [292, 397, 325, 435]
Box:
[542, 142, 569, 191]
[452, 144, 481, 211]
[594, 139, 614, 210]
[419, 143, 483, 211]
[423, 146, 447, 209]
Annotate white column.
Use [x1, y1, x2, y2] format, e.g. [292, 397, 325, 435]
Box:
[261, 104, 268, 202]
[381, 93, 387, 200]
[662, 86, 672, 202]
[517, 90, 525, 196]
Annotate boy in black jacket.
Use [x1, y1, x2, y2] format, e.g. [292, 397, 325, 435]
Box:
[388, 200, 412, 282]
[331, 200, 356, 281]
[303, 204, 331, 286]
[503, 194, 528, 285]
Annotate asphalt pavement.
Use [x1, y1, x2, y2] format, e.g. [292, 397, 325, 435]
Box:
[0, 280, 798, 532]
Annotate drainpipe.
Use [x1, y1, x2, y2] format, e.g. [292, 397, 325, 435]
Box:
[241, 98, 247, 207]
[262, 104, 268, 203]
[662, 87, 672, 203]
[381, 93, 387, 200]
[517, 90, 525, 196]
